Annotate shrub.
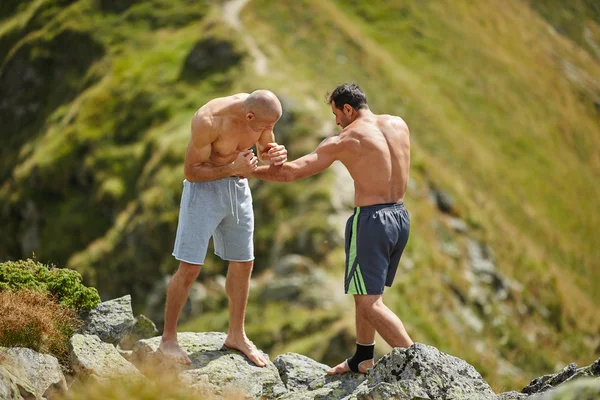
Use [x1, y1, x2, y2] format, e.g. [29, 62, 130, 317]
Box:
[0, 258, 100, 312]
[0, 290, 80, 361]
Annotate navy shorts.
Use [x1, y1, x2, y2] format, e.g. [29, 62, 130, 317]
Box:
[344, 202, 410, 295]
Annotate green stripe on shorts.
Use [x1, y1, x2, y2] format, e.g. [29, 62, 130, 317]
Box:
[347, 207, 366, 295]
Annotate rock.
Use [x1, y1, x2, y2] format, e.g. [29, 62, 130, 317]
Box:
[366, 343, 497, 400]
[259, 256, 332, 307]
[274, 254, 317, 277]
[0, 365, 36, 400]
[131, 332, 287, 399]
[279, 373, 366, 400]
[440, 242, 461, 259]
[522, 358, 600, 395]
[434, 190, 455, 214]
[119, 314, 159, 350]
[522, 363, 578, 395]
[0, 347, 66, 399]
[448, 217, 468, 234]
[309, 374, 367, 399]
[528, 378, 600, 399]
[79, 295, 135, 344]
[497, 391, 528, 400]
[355, 382, 412, 400]
[116, 345, 133, 362]
[274, 353, 329, 392]
[69, 334, 144, 382]
[467, 240, 496, 276]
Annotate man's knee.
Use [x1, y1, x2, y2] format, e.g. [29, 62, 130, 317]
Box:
[354, 294, 383, 313]
[177, 261, 201, 284]
[229, 260, 254, 270]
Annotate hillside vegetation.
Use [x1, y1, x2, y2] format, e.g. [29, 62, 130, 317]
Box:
[1, 0, 599, 391]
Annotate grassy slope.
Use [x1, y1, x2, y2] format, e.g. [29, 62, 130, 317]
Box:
[1, 0, 599, 392]
[228, 0, 600, 390]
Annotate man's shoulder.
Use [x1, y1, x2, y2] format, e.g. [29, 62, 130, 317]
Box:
[377, 114, 407, 128]
[191, 110, 220, 142]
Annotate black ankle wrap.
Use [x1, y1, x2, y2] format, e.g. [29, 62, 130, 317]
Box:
[346, 343, 374, 373]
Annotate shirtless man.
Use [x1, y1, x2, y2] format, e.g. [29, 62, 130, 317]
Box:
[252, 83, 414, 374]
[160, 90, 288, 366]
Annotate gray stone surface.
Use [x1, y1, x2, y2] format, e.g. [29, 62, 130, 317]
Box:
[529, 377, 600, 399]
[69, 334, 144, 382]
[119, 314, 159, 350]
[0, 365, 33, 400]
[278, 372, 366, 400]
[522, 357, 600, 396]
[522, 363, 579, 395]
[274, 353, 329, 392]
[366, 343, 497, 400]
[0, 347, 66, 399]
[79, 295, 135, 344]
[497, 391, 529, 400]
[132, 332, 287, 399]
[355, 382, 413, 400]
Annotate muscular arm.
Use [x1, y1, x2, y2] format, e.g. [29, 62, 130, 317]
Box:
[184, 114, 235, 182]
[251, 135, 348, 182]
[256, 127, 287, 165]
[256, 129, 275, 163]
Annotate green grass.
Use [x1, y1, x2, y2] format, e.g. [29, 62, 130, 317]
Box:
[1, 0, 599, 393]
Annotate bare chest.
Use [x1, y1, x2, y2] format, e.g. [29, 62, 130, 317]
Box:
[210, 131, 260, 164]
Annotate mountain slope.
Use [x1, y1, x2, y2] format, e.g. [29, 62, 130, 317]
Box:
[0, 0, 598, 391]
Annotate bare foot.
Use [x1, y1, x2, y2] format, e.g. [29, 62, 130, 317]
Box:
[224, 335, 268, 367]
[326, 359, 373, 375]
[159, 339, 192, 365]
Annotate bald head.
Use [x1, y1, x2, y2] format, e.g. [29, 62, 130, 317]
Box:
[244, 90, 282, 123]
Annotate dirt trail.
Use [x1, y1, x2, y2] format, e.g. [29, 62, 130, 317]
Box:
[222, 0, 268, 76]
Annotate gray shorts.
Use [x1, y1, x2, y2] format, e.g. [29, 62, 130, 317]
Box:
[172, 177, 254, 265]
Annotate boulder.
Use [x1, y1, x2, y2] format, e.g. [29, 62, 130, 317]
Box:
[529, 378, 600, 399]
[259, 255, 332, 307]
[0, 347, 66, 399]
[497, 391, 528, 400]
[433, 189, 455, 214]
[131, 332, 287, 399]
[79, 295, 135, 344]
[278, 375, 366, 400]
[69, 334, 144, 383]
[274, 352, 329, 392]
[0, 365, 36, 400]
[365, 343, 497, 400]
[119, 314, 159, 350]
[522, 357, 600, 395]
[355, 382, 412, 400]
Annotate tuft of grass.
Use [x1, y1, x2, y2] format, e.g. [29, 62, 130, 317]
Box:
[0, 289, 80, 362]
[59, 364, 247, 400]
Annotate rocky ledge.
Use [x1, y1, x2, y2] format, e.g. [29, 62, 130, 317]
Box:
[1, 295, 598, 399]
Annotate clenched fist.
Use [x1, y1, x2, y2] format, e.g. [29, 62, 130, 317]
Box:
[262, 142, 288, 166]
[232, 150, 258, 176]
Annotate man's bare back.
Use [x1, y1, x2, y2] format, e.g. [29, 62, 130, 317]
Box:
[335, 113, 410, 207]
[250, 106, 410, 209]
[252, 83, 414, 375]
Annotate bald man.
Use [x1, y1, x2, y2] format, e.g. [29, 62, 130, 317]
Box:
[160, 90, 287, 366]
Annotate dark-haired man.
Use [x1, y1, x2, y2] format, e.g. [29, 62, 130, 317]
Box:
[160, 90, 288, 366]
[251, 83, 414, 374]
